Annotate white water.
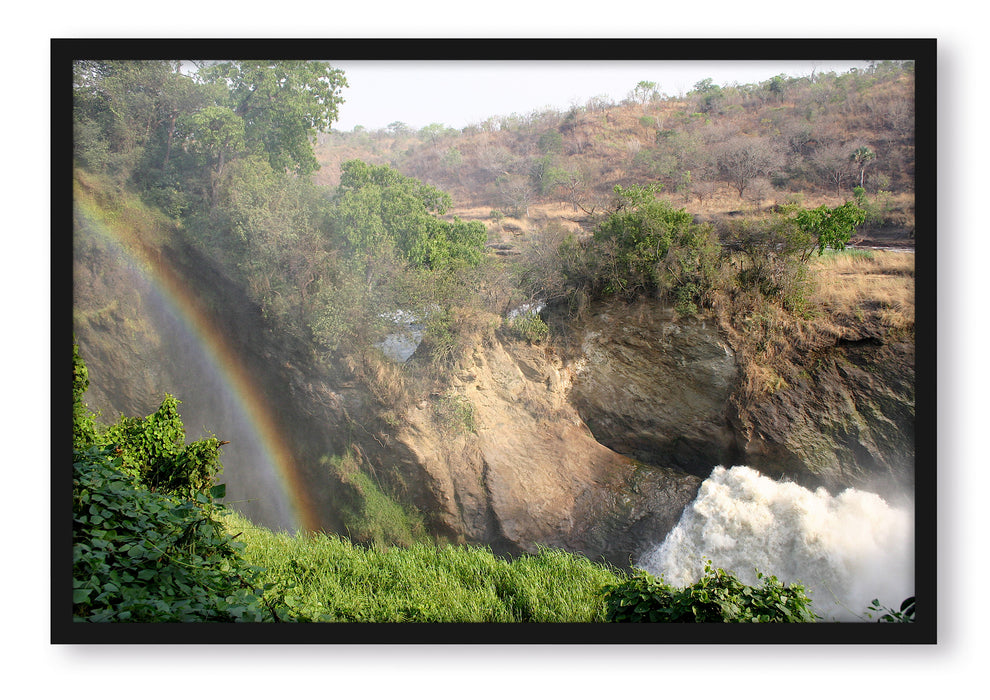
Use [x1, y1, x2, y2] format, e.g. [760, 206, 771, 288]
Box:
[637, 466, 914, 621]
[376, 310, 425, 363]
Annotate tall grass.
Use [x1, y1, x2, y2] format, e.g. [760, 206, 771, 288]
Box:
[220, 510, 623, 622]
[809, 249, 914, 331]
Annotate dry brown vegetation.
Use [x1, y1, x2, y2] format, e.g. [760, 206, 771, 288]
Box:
[809, 250, 914, 332]
[316, 62, 916, 245]
[712, 248, 914, 402]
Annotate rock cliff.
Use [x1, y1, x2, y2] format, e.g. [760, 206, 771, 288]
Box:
[73, 200, 914, 565]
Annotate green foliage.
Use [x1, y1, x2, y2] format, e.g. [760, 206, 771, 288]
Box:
[729, 200, 865, 313]
[866, 596, 916, 623]
[589, 183, 721, 313]
[224, 509, 622, 622]
[331, 160, 485, 272]
[99, 394, 224, 497]
[72, 343, 98, 449]
[691, 78, 725, 114]
[793, 201, 866, 261]
[602, 562, 819, 623]
[506, 309, 550, 344]
[432, 391, 477, 434]
[199, 60, 347, 175]
[537, 129, 563, 155]
[730, 215, 814, 313]
[326, 451, 427, 548]
[73, 448, 271, 622]
[72, 348, 271, 622]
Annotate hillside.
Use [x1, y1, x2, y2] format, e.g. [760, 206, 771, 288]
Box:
[314, 62, 916, 246]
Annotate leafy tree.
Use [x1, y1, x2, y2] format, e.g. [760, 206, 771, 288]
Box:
[331, 160, 484, 272]
[763, 73, 788, 102]
[184, 105, 246, 205]
[199, 60, 347, 175]
[691, 78, 724, 114]
[630, 80, 661, 105]
[210, 155, 334, 329]
[602, 562, 818, 623]
[537, 129, 564, 155]
[73, 60, 206, 182]
[728, 201, 865, 312]
[793, 201, 866, 262]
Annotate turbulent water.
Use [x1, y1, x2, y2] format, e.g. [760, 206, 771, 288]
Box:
[637, 466, 914, 621]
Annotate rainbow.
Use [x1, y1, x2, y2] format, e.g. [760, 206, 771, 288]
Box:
[74, 187, 319, 533]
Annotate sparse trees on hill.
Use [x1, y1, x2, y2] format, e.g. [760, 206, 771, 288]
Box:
[714, 135, 786, 197]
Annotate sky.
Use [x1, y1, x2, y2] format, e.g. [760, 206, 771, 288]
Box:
[329, 60, 872, 132]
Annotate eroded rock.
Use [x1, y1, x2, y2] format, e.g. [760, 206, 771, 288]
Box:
[563, 300, 740, 478]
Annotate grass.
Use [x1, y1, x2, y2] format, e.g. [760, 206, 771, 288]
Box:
[714, 247, 915, 401]
[219, 509, 623, 622]
[808, 249, 914, 332]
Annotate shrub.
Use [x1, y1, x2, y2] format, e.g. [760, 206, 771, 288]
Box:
[506, 309, 550, 344]
[72, 346, 271, 622]
[601, 562, 818, 623]
[73, 448, 271, 622]
[589, 183, 723, 312]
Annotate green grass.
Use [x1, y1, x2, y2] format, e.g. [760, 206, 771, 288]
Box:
[220, 510, 623, 622]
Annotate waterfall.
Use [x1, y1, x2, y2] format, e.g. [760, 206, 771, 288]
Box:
[637, 466, 914, 621]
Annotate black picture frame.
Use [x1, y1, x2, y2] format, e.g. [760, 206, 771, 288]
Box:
[53, 37, 936, 645]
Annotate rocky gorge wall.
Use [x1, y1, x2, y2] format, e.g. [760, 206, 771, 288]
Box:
[73, 203, 915, 567]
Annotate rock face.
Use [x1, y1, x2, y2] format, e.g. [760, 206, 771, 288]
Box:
[562, 300, 740, 479]
[74, 195, 915, 565]
[392, 339, 702, 566]
[730, 336, 916, 498]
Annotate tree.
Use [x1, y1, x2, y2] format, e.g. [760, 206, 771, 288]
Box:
[630, 80, 660, 105]
[691, 78, 724, 114]
[850, 146, 877, 188]
[199, 60, 347, 175]
[73, 60, 206, 181]
[793, 201, 866, 261]
[184, 105, 246, 206]
[331, 160, 484, 273]
[715, 135, 785, 197]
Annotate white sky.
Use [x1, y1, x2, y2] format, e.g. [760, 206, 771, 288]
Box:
[329, 60, 872, 132]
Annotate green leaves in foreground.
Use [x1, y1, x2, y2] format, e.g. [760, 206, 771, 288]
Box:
[601, 561, 819, 623]
[72, 447, 272, 622]
[867, 596, 916, 623]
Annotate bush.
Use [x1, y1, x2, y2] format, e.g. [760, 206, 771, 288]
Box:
[506, 309, 550, 344]
[601, 562, 818, 623]
[729, 215, 813, 313]
[589, 183, 722, 312]
[99, 394, 224, 497]
[73, 448, 271, 622]
[72, 346, 271, 622]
